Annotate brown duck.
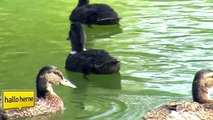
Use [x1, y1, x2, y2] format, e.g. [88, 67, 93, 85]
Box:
[143, 69, 213, 120]
[0, 65, 76, 119]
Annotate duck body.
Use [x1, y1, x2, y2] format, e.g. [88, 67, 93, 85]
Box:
[1, 94, 63, 119]
[65, 49, 120, 74]
[70, 0, 120, 25]
[0, 66, 76, 119]
[65, 22, 120, 74]
[142, 69, 213, 120]
[143, 101, 213, 120]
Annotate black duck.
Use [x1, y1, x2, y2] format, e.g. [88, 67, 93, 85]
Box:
[70, 0, 120, 26]
[65, 22, 120, 74]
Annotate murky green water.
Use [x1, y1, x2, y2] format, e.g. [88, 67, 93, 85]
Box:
[0, 0, 213, 119]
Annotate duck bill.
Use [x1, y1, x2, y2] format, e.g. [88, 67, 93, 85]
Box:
[60, 78, 77, 88]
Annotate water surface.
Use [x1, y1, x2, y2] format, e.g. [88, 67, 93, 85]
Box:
[0, 0, 213, 119]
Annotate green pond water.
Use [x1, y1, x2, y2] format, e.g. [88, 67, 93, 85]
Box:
[0, 0, 213, 119]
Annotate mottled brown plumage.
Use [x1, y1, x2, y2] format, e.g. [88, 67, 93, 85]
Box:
[0, 66, 76, 120]
[143, 69, 213, 120]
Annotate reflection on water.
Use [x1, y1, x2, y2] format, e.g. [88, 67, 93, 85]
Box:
[84, 25, 122, 39]
[0, 0, 213, 120]
[69, 94, 127, 120]
[66, 71, 121, 90]
[83, 25, 123, 49]
[87, 73, 121, 89]
[65, 71, 124, 119]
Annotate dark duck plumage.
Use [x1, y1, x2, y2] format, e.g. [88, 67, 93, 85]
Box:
[142, 69, 213, 120]
[0, 65, 76, 120]
[65, 23, 120, 74]
[70, 0, 120, 26]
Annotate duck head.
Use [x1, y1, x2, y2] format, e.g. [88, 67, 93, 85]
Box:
[36, 65, 76, 98]
[68, 22, 86, 54]
[192, 69, 213, 104]
[77, 0, 89, 7]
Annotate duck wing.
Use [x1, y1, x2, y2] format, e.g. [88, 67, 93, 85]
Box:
[87, 49, 120, 73]
[70, 5, 97, 23]
[91, 4, 119, 21]
[65, 50, 100, 74]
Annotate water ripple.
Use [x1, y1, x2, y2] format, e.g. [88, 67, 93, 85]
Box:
[71, 95, 127, 120]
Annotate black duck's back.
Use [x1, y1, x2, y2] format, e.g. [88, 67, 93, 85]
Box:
[70, 4, 120, 25]
[65, 49, 120, 74]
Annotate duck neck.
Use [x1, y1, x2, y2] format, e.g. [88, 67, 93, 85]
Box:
[36, 79, 56, 99]
[77, 0, 89, 7]
[71, 40, 84, 53]
[69, 26, 86, 54]
[192, 79, 213, 104]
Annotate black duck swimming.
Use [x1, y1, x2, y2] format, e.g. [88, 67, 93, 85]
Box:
[70, 0, 120, 26]
[142, 69, 213, 120]
[65, 22, 120, 74]
[0, 65, 76, 119]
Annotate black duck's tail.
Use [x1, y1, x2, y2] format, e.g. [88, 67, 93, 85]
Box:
[97, 17, 120, 25]
[93, 59, 120, 74]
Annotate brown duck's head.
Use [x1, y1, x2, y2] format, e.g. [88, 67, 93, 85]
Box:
[36, 65, 76, 98]
[192, 69, 213, 104]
